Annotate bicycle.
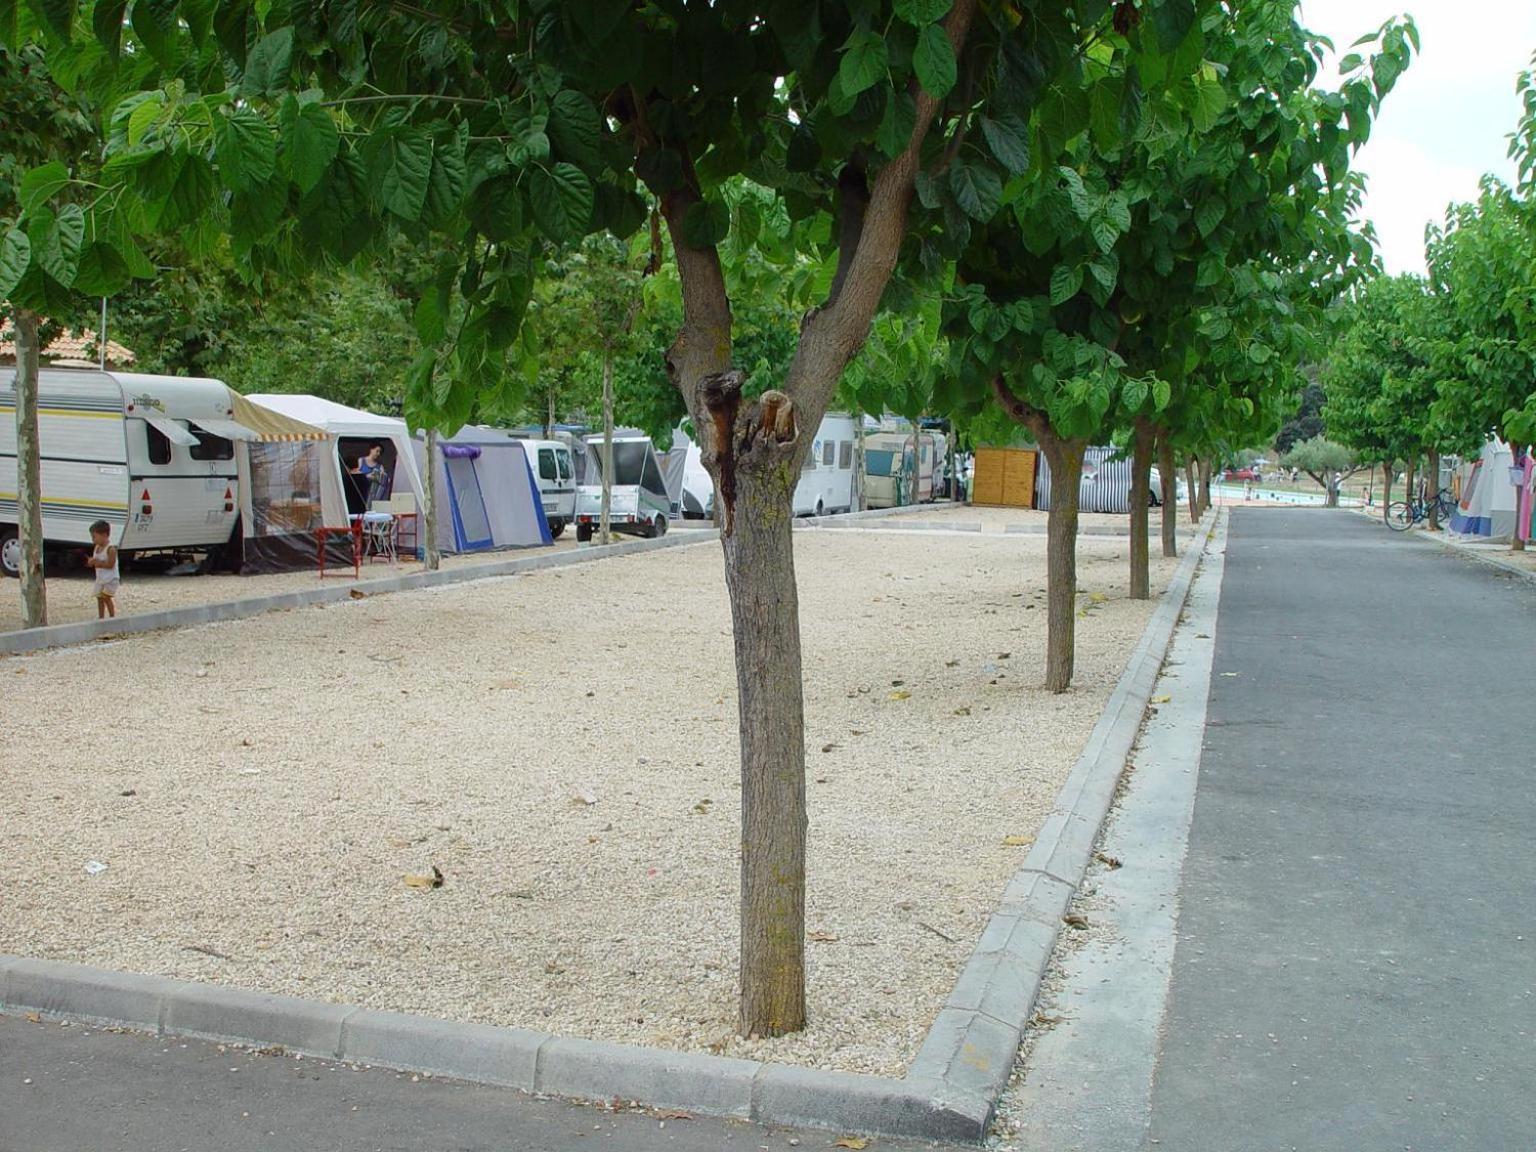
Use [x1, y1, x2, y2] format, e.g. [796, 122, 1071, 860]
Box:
[1387, 487, 1455, 531]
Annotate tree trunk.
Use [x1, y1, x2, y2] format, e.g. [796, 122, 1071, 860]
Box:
[600, 349, 615, 546]
[544, 390, 556, 439]
[1326, 474, 1340, 507]
[423, 428, 441, 571]
[854, 411, 867, 511]
[1381, 459, 1393, 524]
[1158, 434, 1177, 558]
[13, 309, 47, 628]
[948, 426, 960, 503]
[1041, 434, 1086, 693]
[1511, 443, 1526, 551]
[906, 423, 920, 505]
[722, 456, 807, 1038]
[1185, 458, 1199, 523]
[1403, 457, 1417, 516]
[1198, 459, 1212, 514]
[1129, 418, 1153, 600]
[1426, 449, 1441, 530]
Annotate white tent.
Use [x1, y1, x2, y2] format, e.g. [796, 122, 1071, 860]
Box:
[1448, 440, 1518, 541]
[414, 427, 552, 553]
[237, 394, 427, 571]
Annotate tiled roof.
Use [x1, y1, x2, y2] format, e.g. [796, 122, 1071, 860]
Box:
[0, 324, 136, 367]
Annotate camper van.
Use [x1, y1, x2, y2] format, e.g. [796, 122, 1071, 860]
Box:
[864, 430, 938, 508]
[575, 434, 671, 541]
[1, 368, 243, 576]
[794, 413, 857, 516]
[522, 439, 578, 537]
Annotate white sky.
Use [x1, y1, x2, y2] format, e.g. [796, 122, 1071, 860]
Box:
[1298, 0, 1536, 273]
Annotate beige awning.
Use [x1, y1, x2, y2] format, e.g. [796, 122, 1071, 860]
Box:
[228, 390, 330, 442]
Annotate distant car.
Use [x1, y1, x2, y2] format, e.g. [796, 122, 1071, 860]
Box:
[1225, 466, 1259, 481]
[1148, 466, 1190, 506]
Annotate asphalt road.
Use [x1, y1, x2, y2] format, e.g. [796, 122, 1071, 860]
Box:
[0, 1014, 949, 1152]
[1142, 509, 1535, 1150]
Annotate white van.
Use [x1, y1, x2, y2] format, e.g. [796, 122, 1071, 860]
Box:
[522, 438, 577, 537]
[794, 413, 857, 516]
[1, 368, 243, 576]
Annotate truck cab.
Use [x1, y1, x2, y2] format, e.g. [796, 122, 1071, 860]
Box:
[524, 439, 577, 537]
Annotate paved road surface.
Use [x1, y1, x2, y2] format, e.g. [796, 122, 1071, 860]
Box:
[1143, 509, 1534, 1149]
[0, 1014, 945, 1152]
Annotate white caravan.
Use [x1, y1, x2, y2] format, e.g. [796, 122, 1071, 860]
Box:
[1, 368, 244, 576]
[793, 413, 857, 516]
[864, 430, 938, 507]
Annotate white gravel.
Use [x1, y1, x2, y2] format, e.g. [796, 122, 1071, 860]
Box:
[0, 540, 580, 634]
[0, 527, 1175, 1076]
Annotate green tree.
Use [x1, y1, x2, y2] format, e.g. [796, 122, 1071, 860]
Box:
[1426, 179, 1536, 549]
[1281, 435, 1359, 505]
[1276, 374, 1325, 455]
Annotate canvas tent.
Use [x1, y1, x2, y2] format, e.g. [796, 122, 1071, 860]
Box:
[1448, 440, 1518, 541]
[414, 427, 552, 553]
[1034, 445, 1138, 513]
[237, 394, 427, 572]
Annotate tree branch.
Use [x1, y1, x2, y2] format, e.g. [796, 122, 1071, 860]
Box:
[826, 160, 870, 309]
[992, 374, 1049, 442]
[781, 0, 979, 416]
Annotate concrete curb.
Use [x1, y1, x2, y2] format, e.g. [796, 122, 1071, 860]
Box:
[0, 505, 1218, 1143]
[905, 508, 1219, 1112]
[1, 502, 939, 659]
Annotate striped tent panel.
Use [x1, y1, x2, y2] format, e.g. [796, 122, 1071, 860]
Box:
[1034, 446, 1141, 513]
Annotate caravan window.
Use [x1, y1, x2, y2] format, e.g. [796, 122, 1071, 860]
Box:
[822, 439, 836, 466]
[556, 450, 572, 481]
[839, 441, 853, 469]
[145, 423, 172, 465]
[538, 448, 558, 481]
[803, 446, 818, 472]
[866, 449, 897, 477]
[190, 429, 234, 461]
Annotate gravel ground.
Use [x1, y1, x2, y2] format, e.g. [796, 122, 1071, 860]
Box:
[0, 539, 580, 634]
[904, 503, 1203, 533]
[0, 529, 1175, 1076]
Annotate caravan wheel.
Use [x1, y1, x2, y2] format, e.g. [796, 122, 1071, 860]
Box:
[654, 514, 668, 537]
[0, 528, 19, 578]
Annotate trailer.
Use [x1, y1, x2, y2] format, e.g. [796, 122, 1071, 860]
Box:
[1, 368, 248, 576]
[863, 429, 939, 508]
[574, 434, 671, 541]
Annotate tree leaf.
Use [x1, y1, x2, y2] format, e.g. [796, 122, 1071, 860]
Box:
[877, 87, 916, 157]
[156, 155, 217, 230]
[1087, 252, 1118, 294]
[19, 162, 70, 214]
[369, 129, 434, 221]
[528, 162, 593, 241]
[422, 130, 467, 226]
[72, 241, 131, 296]
[214, 108, 277, 193]
[1122, 376, 1149, 411]
[38, 204, 85, 285]
[893, 0, 950, 25]
[92, 0, 126, 55]
[0, 229, 32, 299]
[980, 114, 1031, 175]
[913, 24, 957, 99]
[241, 25, 294, 98]
[1247, 342, 1273, 364]
[1152, 377, 1172, 409]
[29, 0, 74, 38]
[681, 197, 730, 248]
[1194, 197, 1224, 238]
[280, 98, 340, 194]
[1049, 263, 1083, 306]
[547, 90, 602, 170]
[1090, 214, 1119, 254]
[130, 0, 179, 67]
[465, 174, 523, 241]
[414, 289, 446, 347]
[949, 162, 1002, 222]
[838, 25, 888, 98]
[1150, 0, 1196, 53]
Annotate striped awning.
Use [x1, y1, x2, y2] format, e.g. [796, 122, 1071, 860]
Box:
[190, 417, 261, 442]
[228, 391, 329, 442]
